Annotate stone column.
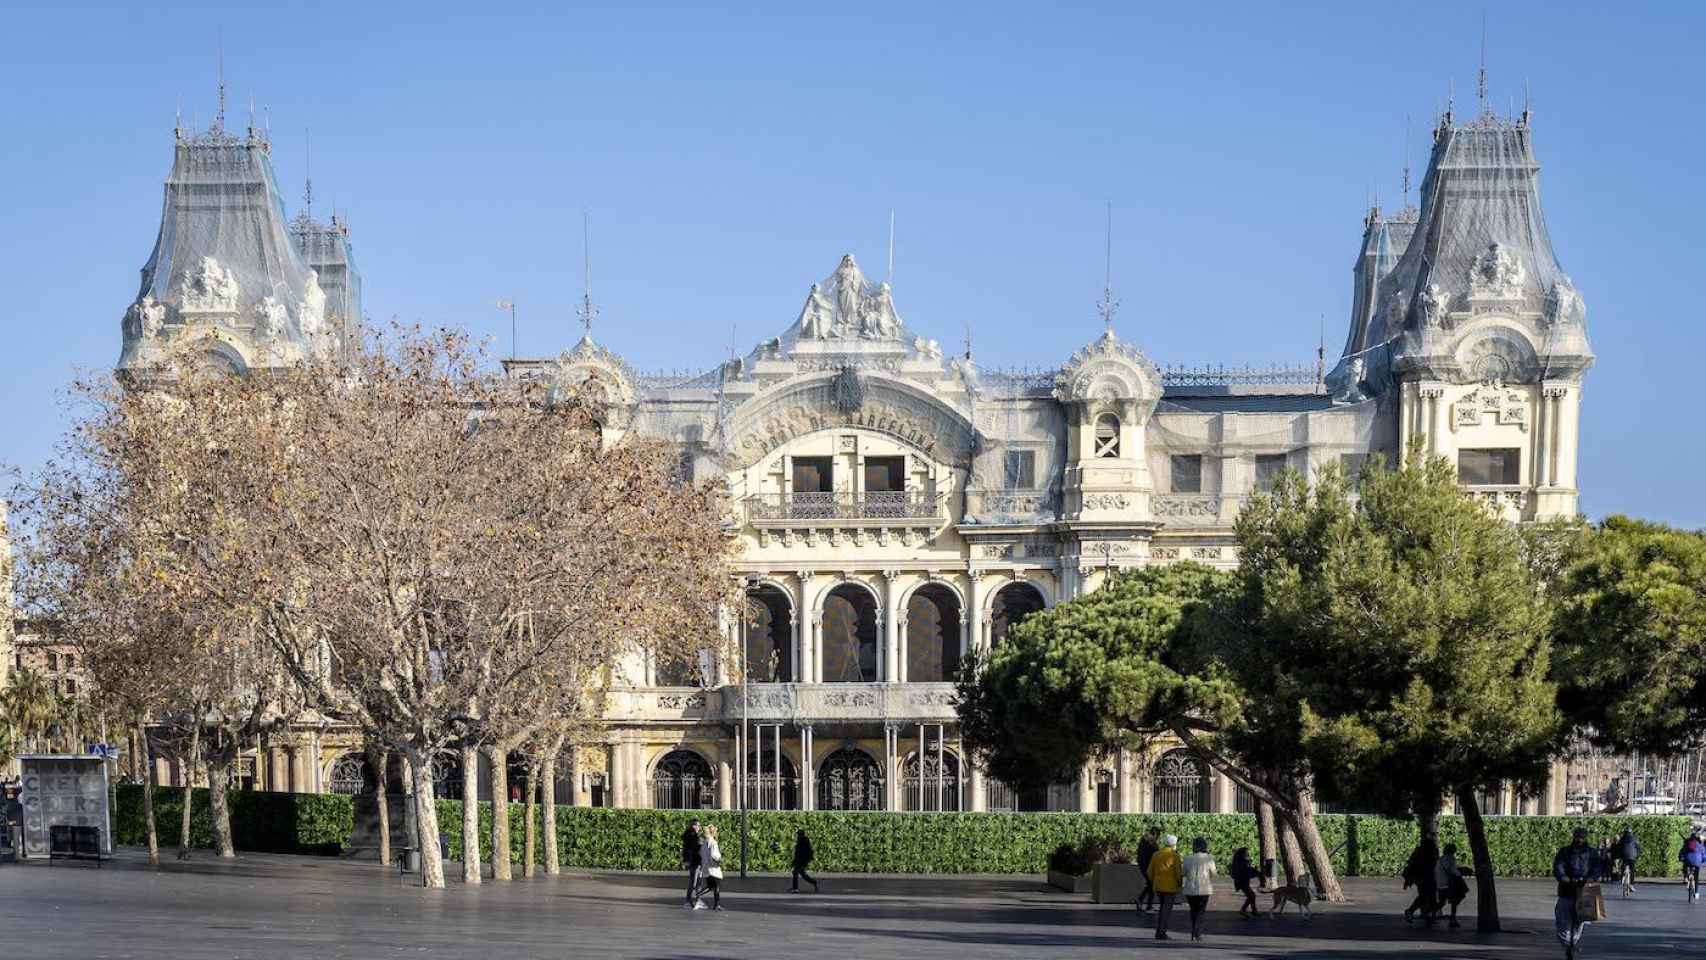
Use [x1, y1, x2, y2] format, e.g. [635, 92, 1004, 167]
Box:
[883, 724, 900, 812]
[717, 745, 734, 811]
[882, 569, 902, 682]
[966, 570, 984, 658]
[1116, 750, 1134, 814]
[1421, 385, 1445, 456]
[800, 725, 815, 811]
[269, 747, 289, 792]
[795, 570, 813, 684]
[1212, 771, 1236, 814]
[1077, 766, 1095, 813]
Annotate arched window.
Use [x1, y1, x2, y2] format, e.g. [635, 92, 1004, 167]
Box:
[821, 585, 880, 682]
[818, 747, 884, 811]
[744, 584, 794, 682]
[430, 752, 464, 799]
[905, 584, 962, 682]
[990, 582, 1047, 646]
[902, 749, 962, 811]
[652, 750, 715, 810]
[1094, 413, 1121, 458]
[743, 750, 799, 810]
[1151, 749, 1210, 813]
[329, 754, 375, 796]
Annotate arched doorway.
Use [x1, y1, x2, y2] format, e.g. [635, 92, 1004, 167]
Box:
[902, 749, 962, 811]
[821, 584, 880, 682]
[652, 750, 715, 810]
[1151, 749, 1210, 813]
[745, 584, 795, 682]
[329, 753, 375, 796]
[906, 584, 962, 682]
[744, 750, 799, 810]
[990, 582, 1046, 645]
[818, 747, 884, 811]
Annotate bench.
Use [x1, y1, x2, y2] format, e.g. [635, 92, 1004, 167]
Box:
[48, 825, 103, 866]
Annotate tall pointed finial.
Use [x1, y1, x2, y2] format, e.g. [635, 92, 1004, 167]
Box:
[1476, 11, 1488, 114]
[175, 97, 182, 139]
[1316, 315, 1327, 389]
[248, 96, 255, 136]
[215, 29, 226, 130]
[303, 128, 313, 217]
[1522, 78, 1531, 125]
[1096, 200, 1120, 333]
[963, 319, 973, 361]
[886, 210, 895, 285]
[576, 210, 599, 338]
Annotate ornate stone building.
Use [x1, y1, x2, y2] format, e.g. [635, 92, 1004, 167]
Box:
[110, 104, 1591, 815]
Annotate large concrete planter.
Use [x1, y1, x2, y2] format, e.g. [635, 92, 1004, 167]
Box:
[1092, 863, 1144, 903]
[1046, 869, 1092, 893]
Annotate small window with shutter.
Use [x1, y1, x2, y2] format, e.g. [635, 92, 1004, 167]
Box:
[1094, 414, 1121, 458]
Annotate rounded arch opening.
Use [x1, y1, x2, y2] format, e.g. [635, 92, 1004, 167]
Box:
[1151, 749, 1210, 813]
[652, 749, 716, 810]
[905, 583, 962, 682]
[902, 748, 962, 811]
[817, 747, 884, 811]
[744, 749, 799, 810]
[821, 583, 880, 683]
[1094, 413, 1122, 458]
[328, 753, 375, 796]
[989, 581, 1047, 646]
[745, 583, 795, 683]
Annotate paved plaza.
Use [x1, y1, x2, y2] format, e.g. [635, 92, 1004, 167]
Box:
[0, 850, 1699, 959]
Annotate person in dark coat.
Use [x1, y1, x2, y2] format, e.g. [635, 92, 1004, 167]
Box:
[681, 819, 703, 907]
[1401, 841, 1439, 926]
[1554, 827, 1601, 958]
[1616, 827, 1641, 896]
[1228, 847, 1259, 919]
[1134, 827, 1161, 913]
[790, 829, 820, 893]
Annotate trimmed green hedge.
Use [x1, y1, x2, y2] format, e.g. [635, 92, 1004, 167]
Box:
[113, 785, 355, 855]
[113, 787, 1689, 879]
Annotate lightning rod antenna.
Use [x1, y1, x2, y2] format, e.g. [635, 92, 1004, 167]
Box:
[1402, 115, 1411, 207]
[216, 28, 226, 130]
[577, 210, 598, 338]
[1097, 201, 1119, 334]
[1477, 11, 1488, 114]
[887, 210, 895, 285]
[303, 128, 313, 218]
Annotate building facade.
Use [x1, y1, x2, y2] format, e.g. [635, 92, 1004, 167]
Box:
[108, 105, 1592, 814]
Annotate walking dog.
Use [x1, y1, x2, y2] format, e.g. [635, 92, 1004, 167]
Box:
[1269, 885, 1314, 918]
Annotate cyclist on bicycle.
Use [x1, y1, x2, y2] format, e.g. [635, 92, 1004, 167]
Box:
[1681, 832, 1705, 902]
[1617, 828, 1641, 897]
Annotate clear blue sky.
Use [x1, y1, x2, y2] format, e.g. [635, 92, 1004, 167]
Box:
[1, 1, 1700, 526]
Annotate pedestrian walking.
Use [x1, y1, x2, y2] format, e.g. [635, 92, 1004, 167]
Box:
[1402, 840, 1439, 926]
[1679, 832, 1704, 902]
[1181, 836, 1217, 942]
[1229, 847, 1259, 919]
[1147, 834, 1184, 940]
[1553, 827, 1602, 959]
[1434, 842, 1472, 929]
[1597, 837, 1615, 881]
[1134, 827, 1160, 913]
[790, 829, 820, 893]
[699, 824, 725, 911]
[1616, 828, 1641, 897]
[680, 819, 703, 908]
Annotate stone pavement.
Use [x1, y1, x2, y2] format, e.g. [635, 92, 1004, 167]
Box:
[0, 849, 1700, 959]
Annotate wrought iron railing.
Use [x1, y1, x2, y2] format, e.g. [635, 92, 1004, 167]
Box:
[746, 491, 942, 522]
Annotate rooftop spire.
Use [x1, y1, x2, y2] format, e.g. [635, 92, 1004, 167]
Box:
[1096, 200, 1119, 334]
[576, 210, 599, 338]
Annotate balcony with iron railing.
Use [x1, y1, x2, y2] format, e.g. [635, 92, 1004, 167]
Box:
[745, 491, 945, 525]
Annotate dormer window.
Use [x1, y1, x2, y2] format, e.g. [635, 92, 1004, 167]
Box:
[1094, 415, 1121, 458]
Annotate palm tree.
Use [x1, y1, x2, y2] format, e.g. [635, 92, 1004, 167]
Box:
[1, 668, 60, 754]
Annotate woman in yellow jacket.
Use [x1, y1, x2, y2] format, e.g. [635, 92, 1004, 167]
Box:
[1146, 834, 1185, 940]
